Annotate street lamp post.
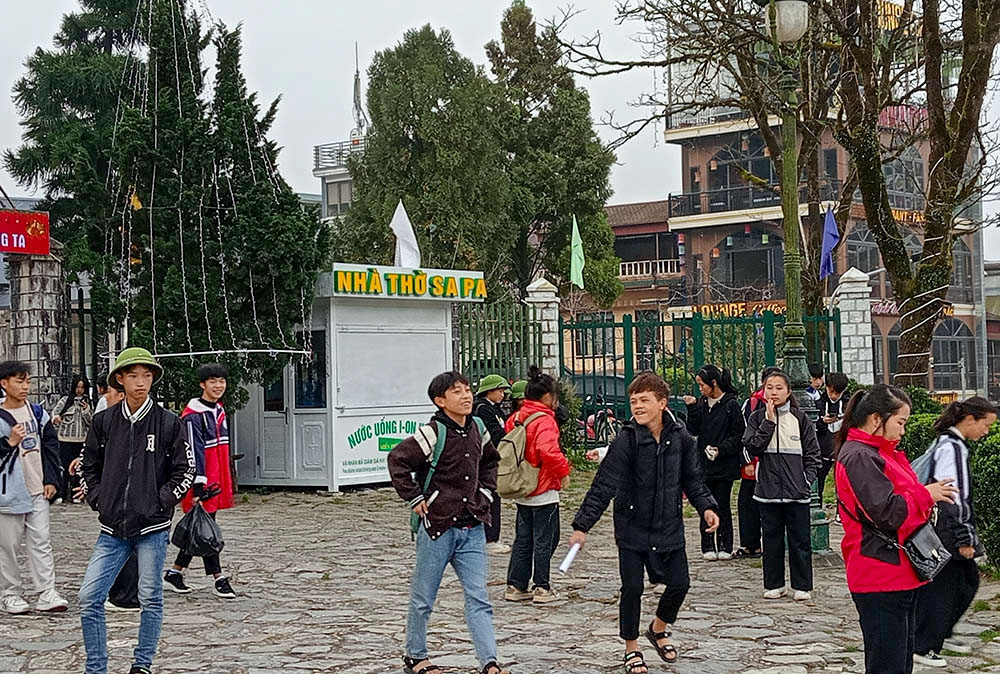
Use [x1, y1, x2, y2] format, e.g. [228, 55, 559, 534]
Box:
[759, 0, 830, 552]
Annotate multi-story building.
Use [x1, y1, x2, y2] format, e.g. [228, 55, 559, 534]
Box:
[986, 261, 1000, 401]
[597, 108, 988, 397]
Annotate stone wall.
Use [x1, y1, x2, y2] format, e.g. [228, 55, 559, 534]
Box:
[834, 267, 875, 386]
[524, 278, 561, 376]
[7, 249, 68, 408]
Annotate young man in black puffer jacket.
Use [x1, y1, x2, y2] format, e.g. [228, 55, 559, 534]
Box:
[684, 365, 746, 561]
[569, 372, 718, 673]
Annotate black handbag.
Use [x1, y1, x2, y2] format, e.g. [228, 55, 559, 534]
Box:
[838, 499, 952, 581]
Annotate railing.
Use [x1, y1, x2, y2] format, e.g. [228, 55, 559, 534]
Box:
[619, 259, 682, 279]
[668, 180, 843, 218]
[313, 138, 366, 170]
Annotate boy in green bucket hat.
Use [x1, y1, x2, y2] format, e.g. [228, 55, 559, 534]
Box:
[474, 375, 511, 554]
[79, 347, 195, 674]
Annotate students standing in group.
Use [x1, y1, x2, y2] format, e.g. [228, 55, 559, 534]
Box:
[504, 367, 570, 605]
[78, 348, 196, 674]
[387, 371, 509, 674]
[570, 372, 719, 673]
[0, 361, 67, 614]
[742, 370, 821, 601]
[913, 397, 997, 668]
[834, 384, 958, 674]
[164, 363, 237, 599]
[734, 367, 779, 559]
[473, 374, 511, 555]
[683, 364, 745, 561]
[814, 372, 848, 505]
[52, 374, 93, 504]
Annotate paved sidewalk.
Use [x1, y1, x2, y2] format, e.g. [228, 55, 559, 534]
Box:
[0, 486, 997, 673]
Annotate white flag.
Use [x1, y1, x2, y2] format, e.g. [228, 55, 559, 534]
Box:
[389, 199, 421, 268]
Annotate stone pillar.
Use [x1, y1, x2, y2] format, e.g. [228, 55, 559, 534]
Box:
[524, 278, 560, 376]
[834, 267, 875, 386]
[8, 243, 68, 408]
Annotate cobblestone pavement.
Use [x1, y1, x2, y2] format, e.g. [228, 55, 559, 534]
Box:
[1, 483, 998, 674]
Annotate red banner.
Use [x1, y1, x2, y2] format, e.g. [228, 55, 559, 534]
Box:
[0, 210, 50, 256]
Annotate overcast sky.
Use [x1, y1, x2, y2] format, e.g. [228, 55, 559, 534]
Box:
[1, 1, 997, 257]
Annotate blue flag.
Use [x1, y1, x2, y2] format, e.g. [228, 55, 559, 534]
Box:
[819, 206, 840, 280]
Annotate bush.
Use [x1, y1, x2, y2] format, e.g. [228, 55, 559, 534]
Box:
[903, 387, 943, 415]
[659, 365, 696, 397]
[557, 377, 585, 463]
[971, 429, 1000, 564]
[899, 413, 939, 461]
[845, 378, 871, 397]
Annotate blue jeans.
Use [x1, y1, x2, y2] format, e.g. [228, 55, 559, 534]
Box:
[406, 524, 498, 668]
[79, 531, 168, 674]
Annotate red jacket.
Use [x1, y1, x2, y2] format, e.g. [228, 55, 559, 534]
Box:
[740, 390, 767, 480]
[179, 399, 234, 515]
[836, 428, 935, 593]
[505, 401, 570, 498]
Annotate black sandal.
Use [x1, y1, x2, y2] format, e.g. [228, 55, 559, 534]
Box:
[624, 651, 648, 673]
[645, 622, 678, 663]
[482, 662, 510, 674]
[402, 656, 442, 674]
[734, 547, 762, 559]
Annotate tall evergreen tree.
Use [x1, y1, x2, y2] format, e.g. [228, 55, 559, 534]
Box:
[5, 1, 331, 405]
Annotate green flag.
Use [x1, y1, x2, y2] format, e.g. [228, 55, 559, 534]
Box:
[570, 214, 585, 289]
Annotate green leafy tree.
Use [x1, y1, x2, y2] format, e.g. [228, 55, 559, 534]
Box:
[486, 2, 621, 307]
[5, 1, 331, 405]
[338, 26, 513, 285]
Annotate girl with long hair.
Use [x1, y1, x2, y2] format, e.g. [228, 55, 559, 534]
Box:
[741, 370, 821, 601]
[51, 374, 92, 503]
[835, 385, 958, 674]
[683, 364, 746, 560]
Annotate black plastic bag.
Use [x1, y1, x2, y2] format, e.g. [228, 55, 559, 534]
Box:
[171, 504, 225, 557]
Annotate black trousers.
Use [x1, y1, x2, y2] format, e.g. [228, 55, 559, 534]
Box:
[507, 503, 559, 591]
[737, 479, 761, 551]
[58, 441, 84, 501]
[853, 589, 917, 674]
[914, 557, 980, 654]
[618, 547, 690, 641]
[108, 553, 139, 608]
[174, 510, 223, 576]
[816, 458, 834, 504]
[484, 492, 502, 543]
[759, 502, 812, 591]
[700, 479, 734, 553]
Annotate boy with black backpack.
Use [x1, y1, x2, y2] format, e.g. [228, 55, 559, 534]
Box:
[387, 371, 509, 674]
[0, 360, 67, 614]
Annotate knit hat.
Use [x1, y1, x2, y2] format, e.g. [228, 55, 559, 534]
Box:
[109, 347, 163, 391]
[510, 380, 528, 400]
[476, 374, 510, 395]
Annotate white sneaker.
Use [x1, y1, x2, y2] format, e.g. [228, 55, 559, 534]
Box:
[793, 590, 812, 602]
[486, 542, 512, 554]
[702, 551, 718, 561]
[913, 651, 948, 668]
[717, 551, 733, 561]
[1, 595, 30, 614]
[35, 589, 68, 612]
[943, 638, 973, 654]
[763, 587, 788, 599]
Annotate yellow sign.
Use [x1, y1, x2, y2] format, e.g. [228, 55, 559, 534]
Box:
[892, 208, 925, 225]
[695, 301, 787, 317]
[330, 263, 487, 302]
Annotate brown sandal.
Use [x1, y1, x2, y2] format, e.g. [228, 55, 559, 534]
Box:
[645, 622, 678, 663]
[624, 651, 648, 673]
[402, 656, 442, 674]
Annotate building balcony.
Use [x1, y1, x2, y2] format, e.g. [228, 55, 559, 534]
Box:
[619, 259, 682, 280]
[313, 138, 366, 174]
[668, 180, 843, 221]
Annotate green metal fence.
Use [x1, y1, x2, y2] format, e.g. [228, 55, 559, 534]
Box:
[560, 309, 842, 421]
[454, 302, 543, 386]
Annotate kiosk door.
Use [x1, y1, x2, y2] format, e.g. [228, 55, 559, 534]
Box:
[260, 372, 293, 479]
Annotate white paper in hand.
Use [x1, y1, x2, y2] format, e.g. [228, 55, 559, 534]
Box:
[559, 543, 581, 574]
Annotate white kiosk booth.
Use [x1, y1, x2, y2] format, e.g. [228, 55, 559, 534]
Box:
[234, 263, 487, 490]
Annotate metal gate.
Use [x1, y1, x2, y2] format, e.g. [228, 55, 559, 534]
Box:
[454, 302, 543, 385]
[560, 310, 842, 420]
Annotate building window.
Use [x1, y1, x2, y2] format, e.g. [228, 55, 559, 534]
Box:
[294, 331, 327, 409]
[324, 180, 353, 217]
[710, 229, 784, 301]
[872, 322, 884, 383]
[846, 222, 881, 274]
[884, 147, 925, 211]
[574, 312, 614, 357]
[932, 318, 977, 391]
[823, 148, 839, 182]
[263, 377, 284, 412]
[988, 338, 1000, 401]
[948, 238, 973, 303]
[614, 235, 656, 263]
[887, 322, 900, 383]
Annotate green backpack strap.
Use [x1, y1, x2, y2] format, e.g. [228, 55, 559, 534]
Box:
[411, 421, 448, 539]
[471, 416, 488, 447]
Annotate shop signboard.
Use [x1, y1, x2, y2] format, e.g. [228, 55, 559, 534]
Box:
[329, 263, 487, 302]
[0, 210, 50, 256]
[337, 415, 430, 484]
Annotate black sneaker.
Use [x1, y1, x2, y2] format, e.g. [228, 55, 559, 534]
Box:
[129, 666, 152, 674]
[163, 571, 191, 594]
[213, 576, 236, 599]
